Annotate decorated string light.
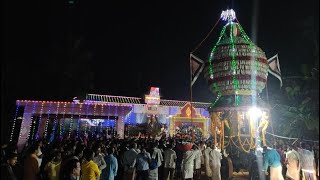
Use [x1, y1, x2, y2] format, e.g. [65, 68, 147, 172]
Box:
[121, 105, 125, 137]
[19, 102, 28, 139]
[27, 102, 37, 141]
[100, 104, 104, 133]
[44, 102, 52, 139]
[60, 103, 67, 137]
[84, 103, 89, 134]
[10, 101, 20, 142]
[77, 104, 82, 138]
[51, 102, 60, 141]
[92, 104, 97, 138]
[68, 103, 75, 137]
[35, 102, 44, 140]
[208, 24, 228, 79]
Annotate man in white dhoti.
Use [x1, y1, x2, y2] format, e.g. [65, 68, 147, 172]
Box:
[193, 145, 202, 180]
[209, 145, 222, 180]
[182, 148, 196, 180]
[285, 147, 300, 180]
[204, 142, 213, 180]
[263, 146, 284, 180]
[296, 142, 316, 180]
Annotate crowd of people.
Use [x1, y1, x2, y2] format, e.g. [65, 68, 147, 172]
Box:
[0, 132, 319, 180]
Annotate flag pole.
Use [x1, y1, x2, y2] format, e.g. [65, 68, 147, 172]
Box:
[189, 53, 195, 143]
[266, 75, 276, 147]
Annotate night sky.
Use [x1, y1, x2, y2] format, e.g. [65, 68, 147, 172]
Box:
[2, 0, 319, 133]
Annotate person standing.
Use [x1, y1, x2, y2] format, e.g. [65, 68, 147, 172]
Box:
[285, 146, 300, 180]
[149, 142, 164, 180]
[135, 147, 151, 180]
[23, 145, 40, 180]
[1, 152, 18, 180]
[163, 143, 177, 180]
[81, 149, 100, 180]
[193, 145, 202, 180]
[65, 159, 81, 180]
[122, 143, 138, 180]
[44, 151, 62, 180]
[262, 146, 284, 180]
[204, 142, 213, 180]
[182, 147, 197, 180]
[295, 142, 317, 180]
[93, 145, 107, 180]
[209, 145, 222, 180]
[102, 147, 118, 180]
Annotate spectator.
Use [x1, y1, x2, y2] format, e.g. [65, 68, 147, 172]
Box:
[93, 145, 107, 180]
[44, 151, 62, 180]
[81, 149, 100, 180]
[209, 145, 222, 180]
[193, 144, 202, 180]
[163, 143, 177, 180]
[122, 142, 138, 180]
[204, 141, 213, 179]
[102, 147, 118, 180]
[135, 146, 151, 180]
[1, 152, 18, 180]
[65, 159, 81, 180]
[23, 144, 40, 180]
[262, 146, 284, 180]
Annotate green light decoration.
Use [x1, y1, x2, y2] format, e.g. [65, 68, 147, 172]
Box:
[211, 83, 221, 106]
[235, 23, 259, 91]
[208, 24, 229, 79]
[229, 22, 240, 106]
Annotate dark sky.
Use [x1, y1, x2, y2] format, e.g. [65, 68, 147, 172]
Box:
[3, 0, 319, 108]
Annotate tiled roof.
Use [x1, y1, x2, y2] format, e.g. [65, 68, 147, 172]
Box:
[86, 94, 142, 104]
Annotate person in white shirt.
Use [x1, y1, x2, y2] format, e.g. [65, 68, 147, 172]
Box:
[295, 142, 317, 180]
[149, 142, 164, 180]
[122, 143, 138, 180]
[204, 142, 213, 179]
[285, 147, 300, 180]
[193, 144, 202, 180]
[164, 143, 177, 180]
[182, 145, 197, 180]
[209, 145, 222, 180]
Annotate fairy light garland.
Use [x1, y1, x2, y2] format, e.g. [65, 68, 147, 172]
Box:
[44, 102, 52, 139]
[209, 24, 229, 79]
[52, 103, 60, 141]
[68, 103, 75, 137]
[77, 104, 82, 138]
[92, 104, 97, 138]
[36, 102, 44, 140]
[19, 102, 28, 139]
[229, 22, 240, 106]
[27, 102, 37, 141]
[85, 103, 89, 134]
[121, 105, 125, 137]
[60, 103, 67, 137]
[10, 102, 20, 142]
[100, 104, 104, 133]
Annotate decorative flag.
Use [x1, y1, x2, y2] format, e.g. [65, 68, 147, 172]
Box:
[268, 54, 282, 87]
[190, 53, 205, 86]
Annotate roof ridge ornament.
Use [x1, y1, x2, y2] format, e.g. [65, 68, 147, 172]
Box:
[221, 9, 236, 22]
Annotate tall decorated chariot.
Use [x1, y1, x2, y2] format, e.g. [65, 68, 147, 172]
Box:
[203, 9, 271, 170]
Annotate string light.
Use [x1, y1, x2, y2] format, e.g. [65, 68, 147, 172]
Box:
[69, 103, 75, 137]
[208, 24, 228, 79]
[35, 102, 44, 140]
[92, 104, 97, 138]
[60, 103, 67, 138]
[44, 102, 52, 139]
[51, 102, 60, 142]
[100, 104, 104, 133]
[221, 9, 236, 21]
[77, 104, 82, 138]
[229, 22, 240, 106]
[122, 105, 125, 137]
[85, 103, 89, 134]
[19, 102, 28, 139]
[10, 102, 20, 142]
[27, 102, 37, 141]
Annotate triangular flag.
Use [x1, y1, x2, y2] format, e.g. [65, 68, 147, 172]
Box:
[268, 54, 282, 87]
[190, 53, 204, 86]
